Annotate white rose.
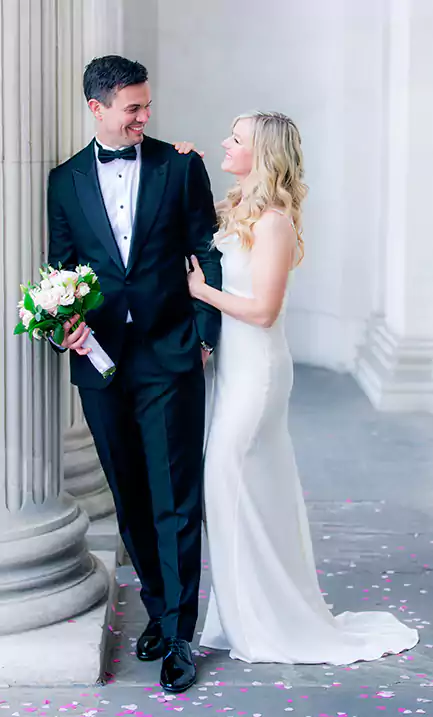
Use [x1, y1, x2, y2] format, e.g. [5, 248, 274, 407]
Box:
[59, 284, 76, 306]
[76, 282, 90, 298]
[59, 270, 79, 284]
[30, 288, 41, 304]
[33, 328, 43, 340]
[40, 278, 52, 290]
[19, 307, 34, 329]
[48, 271, 64, 287]
[76, 264, 92, 276]
[76, 265, 97, 283]
[38, 287, 62, 313]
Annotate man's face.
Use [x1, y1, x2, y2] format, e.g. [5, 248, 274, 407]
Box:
[89, 81, 152, 148]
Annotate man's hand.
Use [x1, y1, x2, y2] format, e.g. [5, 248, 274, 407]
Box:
[201, 348, 211, 368]
[61, 314, 92, 355]
[174, 141, 204, 158]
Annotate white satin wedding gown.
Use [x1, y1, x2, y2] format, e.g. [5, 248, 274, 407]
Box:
[200, 223, 419, 665]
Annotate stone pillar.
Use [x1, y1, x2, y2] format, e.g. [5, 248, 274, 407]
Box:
[57, 0, 120, 520]
[355, 0, 433, 412]
[0, 0, 108, 634]
[64, 398, 115, 521]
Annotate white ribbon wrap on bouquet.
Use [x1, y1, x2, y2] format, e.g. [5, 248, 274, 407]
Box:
[82, 332, 116, 379]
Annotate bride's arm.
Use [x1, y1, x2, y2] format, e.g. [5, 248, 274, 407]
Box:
[188, 212, 297, 328]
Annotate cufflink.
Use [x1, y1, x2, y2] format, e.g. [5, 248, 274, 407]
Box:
[200, 340, 214, 355]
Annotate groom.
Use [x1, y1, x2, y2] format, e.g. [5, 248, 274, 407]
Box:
[48, 55, 222, 692]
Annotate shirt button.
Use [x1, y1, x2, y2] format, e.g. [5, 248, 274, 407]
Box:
[123, 236, 128, 240]
[118, 174, 122, 178]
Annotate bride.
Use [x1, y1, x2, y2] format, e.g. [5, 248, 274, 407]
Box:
[187, 110, 419, 665]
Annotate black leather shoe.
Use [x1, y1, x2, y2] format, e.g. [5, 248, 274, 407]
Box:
[160, 638, 196, 693]
[136, 618, 165, 662]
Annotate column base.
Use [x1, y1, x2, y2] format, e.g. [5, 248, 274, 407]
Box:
[355, 315, 433, 412]
[64, 423, 115, 521]
[0, 499, 109, 635]
[87, 512, 119, 552]
[0, 550, 116, 686]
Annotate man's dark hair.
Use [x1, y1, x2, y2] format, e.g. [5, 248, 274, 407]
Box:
[83, 55, 148, 106]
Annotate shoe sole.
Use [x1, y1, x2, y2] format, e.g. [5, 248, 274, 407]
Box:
[136, 643, 166, 662]
[160, 675, 197, 693]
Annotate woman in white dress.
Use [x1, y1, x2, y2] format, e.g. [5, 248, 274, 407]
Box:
[187, 111, 419, 665]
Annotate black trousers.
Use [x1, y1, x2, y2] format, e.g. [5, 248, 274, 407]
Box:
[79, 325, 205, 640]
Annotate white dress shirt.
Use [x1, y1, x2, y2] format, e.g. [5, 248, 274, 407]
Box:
[95, 138, 142, 322]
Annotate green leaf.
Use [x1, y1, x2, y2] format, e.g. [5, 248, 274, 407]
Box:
[53, 324, 64, 345]
[14, 321, 27, 335]
[83, 292, 104, 312]
[93, 293, 104, 310]
[23, 292, 35, 313]
[57, 305, 74, 316]
[34, 319, 56, 332]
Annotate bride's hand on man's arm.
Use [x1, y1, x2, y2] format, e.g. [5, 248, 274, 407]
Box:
[186, 212, 297, 328]
[187, 255, 206, 299]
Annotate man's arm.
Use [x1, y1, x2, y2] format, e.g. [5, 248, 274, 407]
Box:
[47, 169, 90, 353]
[183, 153, 222, 351]
[47, 169, 77, 271]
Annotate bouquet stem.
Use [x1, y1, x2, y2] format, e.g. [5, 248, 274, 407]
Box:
[82, 332, 116, 379]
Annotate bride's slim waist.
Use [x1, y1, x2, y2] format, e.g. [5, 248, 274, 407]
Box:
[220, 313, 289, 350]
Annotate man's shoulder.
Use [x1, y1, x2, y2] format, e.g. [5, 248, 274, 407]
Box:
[50, 142, 94, 179]
[142, 135, 201, 168]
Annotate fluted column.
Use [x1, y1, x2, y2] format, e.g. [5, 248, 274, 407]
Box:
[356, 0, 433, 412]
[57, 0, 120, 520]
[0, 0, 108, 635]
[64, 397, 115, 520]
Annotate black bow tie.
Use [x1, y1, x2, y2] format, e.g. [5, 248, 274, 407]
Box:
[96, 141, 137, 164]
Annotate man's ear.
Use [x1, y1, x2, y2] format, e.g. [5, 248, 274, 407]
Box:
[88, 98, 103, 120]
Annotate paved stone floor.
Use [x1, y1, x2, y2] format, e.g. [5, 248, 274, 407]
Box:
[2, 366, 433, 717]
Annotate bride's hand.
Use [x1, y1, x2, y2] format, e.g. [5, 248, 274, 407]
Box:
[173, 141, 204, 158]
[187, 255, 206, 298]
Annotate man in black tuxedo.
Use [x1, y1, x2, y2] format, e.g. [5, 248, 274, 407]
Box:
[48, 55, 221, 692]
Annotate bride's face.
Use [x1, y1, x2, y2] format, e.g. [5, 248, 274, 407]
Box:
[221, 119, 254, 177]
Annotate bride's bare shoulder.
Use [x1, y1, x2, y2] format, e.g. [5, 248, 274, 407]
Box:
[255, 209, 295, 236]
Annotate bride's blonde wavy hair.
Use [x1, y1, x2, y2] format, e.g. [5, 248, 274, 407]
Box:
[219, 111, 307, 262]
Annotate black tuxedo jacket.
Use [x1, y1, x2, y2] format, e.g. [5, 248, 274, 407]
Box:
[47, 136, 222, 389]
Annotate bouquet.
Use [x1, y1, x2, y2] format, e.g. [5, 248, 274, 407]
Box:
[14, 263, 116, 379]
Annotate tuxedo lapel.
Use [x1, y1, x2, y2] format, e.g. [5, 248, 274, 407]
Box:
[72, 142, 125, 274]
[126, 139, 169, 276]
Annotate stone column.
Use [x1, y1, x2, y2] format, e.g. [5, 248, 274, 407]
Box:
[355, 0, 433, 412]
[64, 400, 115, 521]
[0, 0, 108, 634]
[58, 0, 120, 520]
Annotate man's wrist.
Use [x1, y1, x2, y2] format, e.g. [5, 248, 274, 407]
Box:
[200, 340, 214, 355]
[48, 335, 68, 353]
